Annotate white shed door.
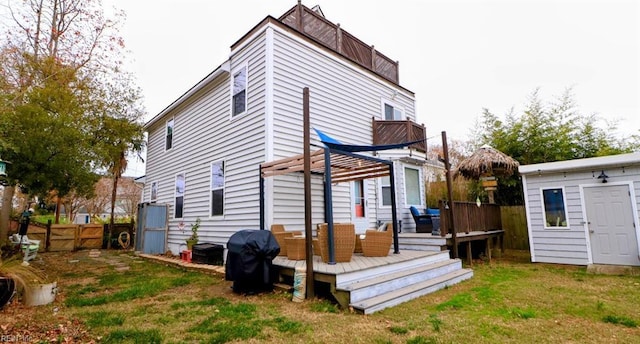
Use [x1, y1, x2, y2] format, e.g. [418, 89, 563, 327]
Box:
[584, 185, 639, 266]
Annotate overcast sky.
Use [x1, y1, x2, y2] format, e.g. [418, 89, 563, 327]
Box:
[101, 0, 639, 177]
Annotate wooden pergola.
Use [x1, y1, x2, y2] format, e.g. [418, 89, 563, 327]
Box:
[259, 146, 401, 264]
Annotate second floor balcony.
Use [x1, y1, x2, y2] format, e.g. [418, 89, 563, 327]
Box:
[372, 118, 427, 153]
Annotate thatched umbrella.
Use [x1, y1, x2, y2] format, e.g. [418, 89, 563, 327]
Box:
[455, 145, 519, 203]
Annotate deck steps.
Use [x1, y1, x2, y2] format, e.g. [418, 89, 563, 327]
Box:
[342, 259, 463, 303]
[349, 268, 473, 314]
[398, 233, 447, 252]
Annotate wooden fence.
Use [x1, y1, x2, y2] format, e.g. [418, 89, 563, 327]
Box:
[8, 220, 123, 251]
[500, 206, 529, 250]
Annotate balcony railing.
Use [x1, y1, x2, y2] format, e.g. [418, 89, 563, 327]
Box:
[372, 118, 427, 152]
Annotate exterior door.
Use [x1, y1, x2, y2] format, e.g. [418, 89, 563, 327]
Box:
[584, 185, 640, 266]
[352, 180, 369, 231]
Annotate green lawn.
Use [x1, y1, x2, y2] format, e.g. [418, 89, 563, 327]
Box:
[10, 250, 640, 343]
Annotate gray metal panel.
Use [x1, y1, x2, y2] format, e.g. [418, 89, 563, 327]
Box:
[145, 204, 168, 228]
[144, 230, 167, 254]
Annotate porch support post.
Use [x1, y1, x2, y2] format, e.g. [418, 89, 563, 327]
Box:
[324, 148, 336, 264]
[389, 161, 400, 254]
[442, 131, 458, 258]
[303, 87, 315, 297]
[259, 164, 265, 230]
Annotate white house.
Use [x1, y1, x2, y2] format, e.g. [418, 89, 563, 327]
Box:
[519, 152, 640, 267]
[142, 3, 429, 254]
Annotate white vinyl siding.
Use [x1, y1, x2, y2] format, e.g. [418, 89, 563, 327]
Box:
[270, 29, 415, 229]
[144, 31, 267, 249]
[523, 170, 594, 265]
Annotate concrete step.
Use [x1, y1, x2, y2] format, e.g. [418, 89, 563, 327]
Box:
[342, 259, 463, 303]
[350, 268, 474, 314]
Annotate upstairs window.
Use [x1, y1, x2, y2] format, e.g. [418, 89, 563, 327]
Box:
[382, 100, 403, 120]
[210, 161, 225, 216]
[542, 187, 568, 228]
[232, 66, 247, 116]
[175, 173, 185, 219]
[166, 118, 174, 150]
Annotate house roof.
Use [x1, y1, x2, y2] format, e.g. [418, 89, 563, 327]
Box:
[518, 152, 640, 175]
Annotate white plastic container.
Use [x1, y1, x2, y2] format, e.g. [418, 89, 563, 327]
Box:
[24, 282, 57, 306]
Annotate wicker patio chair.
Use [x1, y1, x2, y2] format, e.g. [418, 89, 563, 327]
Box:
[270, 224, 302, 257]
[317, 223, 355, 263]
[360, 222, 393, 257]
[284, 236, 306, 260]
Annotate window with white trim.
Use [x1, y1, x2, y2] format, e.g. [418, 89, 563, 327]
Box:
[232, 66, 247, 116]
[541, 187, 568, 228]
[210, 161, 224, 216]
[381, 99, 404, 120]
[166, 118, 174, 150]
[150, 181, 158, 203]
[175, 173, 185, 219]
[404, 167, 421, 206]
[380, 176, 392, 207]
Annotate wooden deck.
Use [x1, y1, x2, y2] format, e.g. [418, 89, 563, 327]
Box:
[396, 230, 505, 265]
[273, 250, 438, 276]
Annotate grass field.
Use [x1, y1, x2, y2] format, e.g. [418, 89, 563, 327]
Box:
[2, 250, 639, 343]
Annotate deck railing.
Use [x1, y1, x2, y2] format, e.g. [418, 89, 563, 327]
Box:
[372, 118, 427, 152]
[279, 3, 399, 84]
[437, 201, 502, 236]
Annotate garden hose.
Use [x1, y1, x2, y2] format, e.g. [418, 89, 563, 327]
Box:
[117, 232, 131, 249]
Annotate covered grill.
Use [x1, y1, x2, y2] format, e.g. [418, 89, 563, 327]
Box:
[225, 230, 280, 294]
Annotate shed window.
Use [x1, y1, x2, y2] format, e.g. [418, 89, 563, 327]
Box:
[542, 188, 568, 228]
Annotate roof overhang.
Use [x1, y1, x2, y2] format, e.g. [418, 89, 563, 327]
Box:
[518, 152, 640, 175]
[144, 61, 231, 130]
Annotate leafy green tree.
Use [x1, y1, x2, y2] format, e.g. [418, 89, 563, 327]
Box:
[0, 0, 144, 243]
[476, 88, 638, 205]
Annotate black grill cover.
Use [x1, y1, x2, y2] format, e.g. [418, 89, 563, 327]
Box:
[225, 230, 280, 294]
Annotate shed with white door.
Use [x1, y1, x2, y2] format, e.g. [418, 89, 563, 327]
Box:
[519, 152, 640, 267]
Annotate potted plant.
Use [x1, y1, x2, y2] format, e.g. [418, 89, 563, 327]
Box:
[185, 217, 200, 250]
